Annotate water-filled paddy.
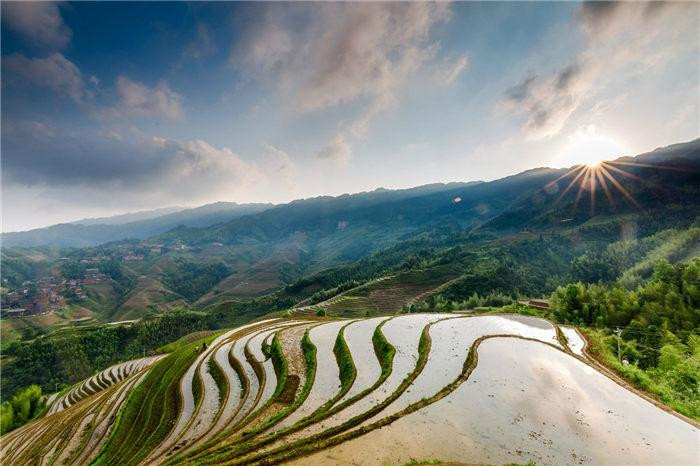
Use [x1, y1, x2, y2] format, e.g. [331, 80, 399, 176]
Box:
[298, 337, 698, 466]
[561, 326, 586, 356]
[276, 320, 351, 429]
[360, 314, 561, 422]
[334, 317, 390, 405]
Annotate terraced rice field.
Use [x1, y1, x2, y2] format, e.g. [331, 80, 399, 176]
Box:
[2, 314, 697, 465]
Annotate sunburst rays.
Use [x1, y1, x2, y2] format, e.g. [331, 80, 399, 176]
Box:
[546, 159, 680, 215]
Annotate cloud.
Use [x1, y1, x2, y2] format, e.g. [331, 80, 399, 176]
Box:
[576, 1, 622, 35]
[433, 55, 469, 85]
[183, 23, 215, 60]
[113, 76, 183, 120]
[317, 134, 352, 165]
[234, 2, 450, 119]
[262, 144, 295, 174]
[1, 123, 260, 207]
[232, 3, 451, 164]
[2, 1, 71, 50]
[3, 53, 87, 104]
[503, 2, 697, 139]
[502, 64, 594, 139]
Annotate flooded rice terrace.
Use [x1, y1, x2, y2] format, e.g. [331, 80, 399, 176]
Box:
[299, 337, 698, 466]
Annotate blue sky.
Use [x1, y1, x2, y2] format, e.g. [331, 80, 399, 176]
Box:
[2, 1, 698, 231]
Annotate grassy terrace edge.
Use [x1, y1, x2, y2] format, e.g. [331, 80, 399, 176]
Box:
[93, 341, 199, 466]
[262, 333, 571, 464]
[227, 318, 436, 465]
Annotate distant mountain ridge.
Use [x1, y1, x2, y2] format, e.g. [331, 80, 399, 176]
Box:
[2, 202, 273, 247]
[3, 139, 698, 250]
[71, 206, 185, 226]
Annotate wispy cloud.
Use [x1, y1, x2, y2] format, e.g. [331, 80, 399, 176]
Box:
[234, 3, 449, 112]
[433, 55, 469, 86]
[112, 76, 184, 120]
[2, 1, 71, 51]
[233, 2, 452, 160]
[3, 53, 87, 104]
[317, 133, 352, 165]
[502, 1, 698, 139]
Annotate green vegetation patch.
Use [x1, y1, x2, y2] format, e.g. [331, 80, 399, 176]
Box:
[373, 319, 396, 376]
[2, 309, 209, 401]
[269, 335, 289, 401]
[233, 322, 431, 465]
[208, 357, 228, 405]
[94, 340, 203, 465]
[162, 258, 231, 302]
[582, 328, 700, 421]
[333, 323, 357, 394]
[0, 385, 44, 435]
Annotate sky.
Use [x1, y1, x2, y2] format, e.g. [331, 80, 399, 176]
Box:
[1, 1, 698, 232]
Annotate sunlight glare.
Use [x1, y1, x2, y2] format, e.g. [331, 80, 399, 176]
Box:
[556, 127, 628, 168]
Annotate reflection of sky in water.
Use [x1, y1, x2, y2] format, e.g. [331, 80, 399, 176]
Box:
[360, 315, 561, 423]
[560, 326, 586, 356]
[299, 337, 698, 466]
[297, 314, 451, 435]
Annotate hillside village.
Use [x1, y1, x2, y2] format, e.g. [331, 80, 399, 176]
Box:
[0, 268, 106, 318]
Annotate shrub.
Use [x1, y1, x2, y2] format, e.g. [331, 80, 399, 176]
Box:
[0, 385, 44, 434]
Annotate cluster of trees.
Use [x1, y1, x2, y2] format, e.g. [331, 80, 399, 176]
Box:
[2, 310, 209, 400]
[437, 236, 576, 302]
[1, 246, 58, 288]
[550, 256, 700, 419]
[405, 291, 514, 313]
[551, 259, 699, 336]
[162, 259, 231, 301]
[308, 280, 361, 305]
[570, 227, 699, 286]
[0, 385, 44, 434]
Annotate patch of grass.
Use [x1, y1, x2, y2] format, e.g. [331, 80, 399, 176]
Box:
[333, 323, 357, 393]
[373, 319, 396, 376]
[158, 330, 217, 353]
[269, 335, 288, 401]
[240, 328, 318, 440]
[582, 328, 700, 421]
[93, 341, 200, 466]
[233, 321, 433, 465]
[192, 369, 203, 407]
[208, 357, 227, 405]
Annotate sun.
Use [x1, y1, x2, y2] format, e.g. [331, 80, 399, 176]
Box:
[556, 127, 628, 168]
